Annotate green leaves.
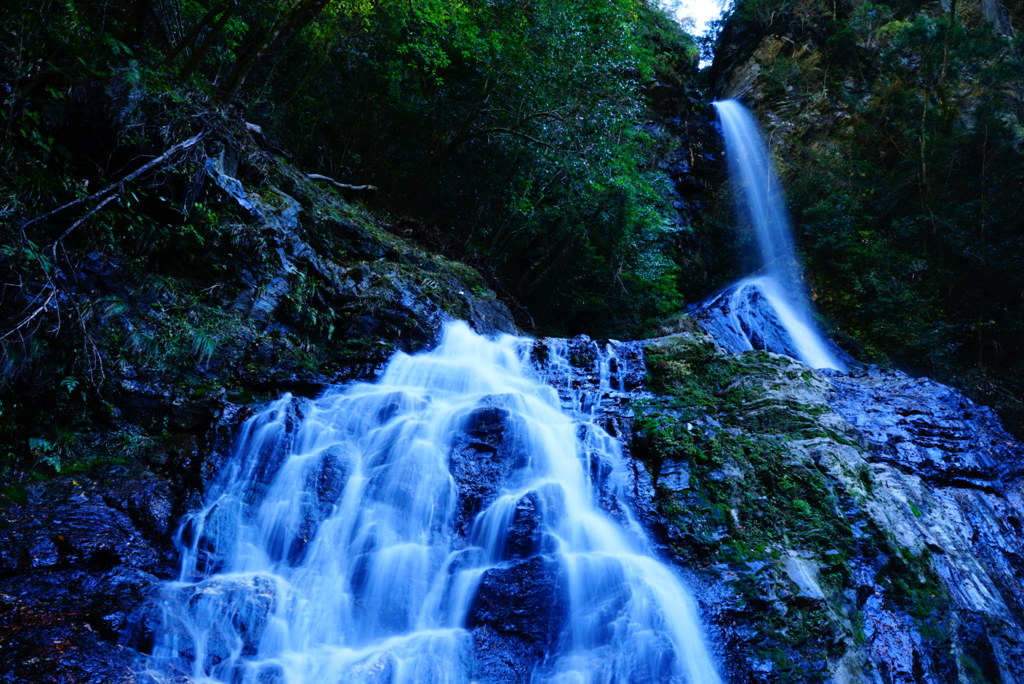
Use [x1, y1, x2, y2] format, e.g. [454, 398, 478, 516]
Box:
[244, 0, 692, 335]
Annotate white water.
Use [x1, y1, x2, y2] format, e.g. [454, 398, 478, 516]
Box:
[710, 100, 846, 371]
[138, 322, 721, 683]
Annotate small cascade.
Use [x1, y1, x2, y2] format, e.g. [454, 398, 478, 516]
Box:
[700, 100, 846, 371]
[694, 276, 847, 371]
[136, 322, 721, 683]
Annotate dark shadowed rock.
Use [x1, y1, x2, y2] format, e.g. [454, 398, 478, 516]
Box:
[448, 398, 530, 537]
[0, 466, 181, 683]
[467, 556, 564, 682]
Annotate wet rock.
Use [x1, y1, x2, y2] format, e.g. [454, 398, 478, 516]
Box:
[660, 458, 691, 493]
[0, 607, 138, 684]
[289, 446, 352, 563]
[149, 574, 278, 669]
[502, 492, 544, 561]
[781, 551, 826, 604]
[830, 367, 1017, 486]
[639, 328, 1024, 682]
[0, 466, 179, 683]
[448, 399, 531, 537]
[467, 556, 564, 681]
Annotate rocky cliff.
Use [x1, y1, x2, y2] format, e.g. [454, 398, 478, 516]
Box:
[635, 330, 1024, 681]
[0, 117, 517, 682]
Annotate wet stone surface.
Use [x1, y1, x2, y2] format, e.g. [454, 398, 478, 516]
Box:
[0, 466, 181, 683]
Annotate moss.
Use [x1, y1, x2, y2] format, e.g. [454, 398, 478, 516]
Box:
[959, 654, 987, 683]
[643, 335, 758, 411]
[634, 333, 960, 672]
[879, 545, 949, 623]
[0, 485, 28, 505]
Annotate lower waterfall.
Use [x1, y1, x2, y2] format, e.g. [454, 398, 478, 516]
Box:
[136, 321, 721, 683]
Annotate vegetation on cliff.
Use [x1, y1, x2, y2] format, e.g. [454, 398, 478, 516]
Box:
[632, 333, 1024, 681]
[0, 0, 702, 480]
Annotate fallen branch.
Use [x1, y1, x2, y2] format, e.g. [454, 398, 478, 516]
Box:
[21, 130, 209, 232]
[50, 194, 119, 256]
[0, 287, 57, 342]
[307, 173, 377, 191]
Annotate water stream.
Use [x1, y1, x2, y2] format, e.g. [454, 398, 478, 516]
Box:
[137, 322, 721, 683]
[699, 100, 846, 371]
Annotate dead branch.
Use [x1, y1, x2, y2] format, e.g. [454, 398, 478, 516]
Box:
[21, 130, 209, 232]
[50, 194, 119, 256]
[307, 173, 377, 191]
[0, 287, 57, 342]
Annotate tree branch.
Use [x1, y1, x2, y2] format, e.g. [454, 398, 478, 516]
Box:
[471, 127, 561, 150]
[21, 130, 208, 231]
[307, 173, 377, 191]
[0, 288, 57, 342]
[49, 194, 119, 255]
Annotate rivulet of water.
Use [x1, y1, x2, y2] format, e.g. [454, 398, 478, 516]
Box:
[136, 321, 721, 683]
[709, 100, 846, 371]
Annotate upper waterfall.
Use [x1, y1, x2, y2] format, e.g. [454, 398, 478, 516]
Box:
[135, 321, 722, 683]
[700, 100, 846, 372]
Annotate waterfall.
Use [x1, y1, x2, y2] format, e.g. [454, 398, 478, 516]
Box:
[699, 100, 846, 371]
[136, 321, 721, 684]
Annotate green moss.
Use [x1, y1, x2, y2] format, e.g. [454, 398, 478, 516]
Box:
[0, 485, 28, 505]
[879, 545, 949, 623]
[634, 333, 960, 671]
[959, 654, 987, 683]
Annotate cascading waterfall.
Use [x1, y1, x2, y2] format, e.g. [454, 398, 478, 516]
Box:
[698, 100, 846, 371]
[136, 321, 721, 683]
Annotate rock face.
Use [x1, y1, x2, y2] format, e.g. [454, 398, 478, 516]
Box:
[6, 312, 1024, 683]
[0, 467, 178, 683]
[830, 367, 1024, 682]
[634, 330, 1024, 681]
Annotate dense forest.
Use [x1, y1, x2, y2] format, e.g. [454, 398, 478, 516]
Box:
[0, 0, 708, 481]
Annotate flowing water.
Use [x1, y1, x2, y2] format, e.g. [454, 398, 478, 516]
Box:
[703, 100, 846, 371]
[137, 321, 721, 683]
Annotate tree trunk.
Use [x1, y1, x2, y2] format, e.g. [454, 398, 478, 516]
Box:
[218, 0, 331, 103]
[178, 1, 238, 80]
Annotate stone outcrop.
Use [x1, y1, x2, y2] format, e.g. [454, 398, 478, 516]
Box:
[0, 466, 178, 683]
[635, 331, 1024, 681]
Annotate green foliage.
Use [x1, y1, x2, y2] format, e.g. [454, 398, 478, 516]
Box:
[0, 0, 701, 479]
[1, 0, 704, 363]
[232, 0, 696, 335]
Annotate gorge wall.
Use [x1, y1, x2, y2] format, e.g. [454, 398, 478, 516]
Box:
[635, 330, 1024, 681]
